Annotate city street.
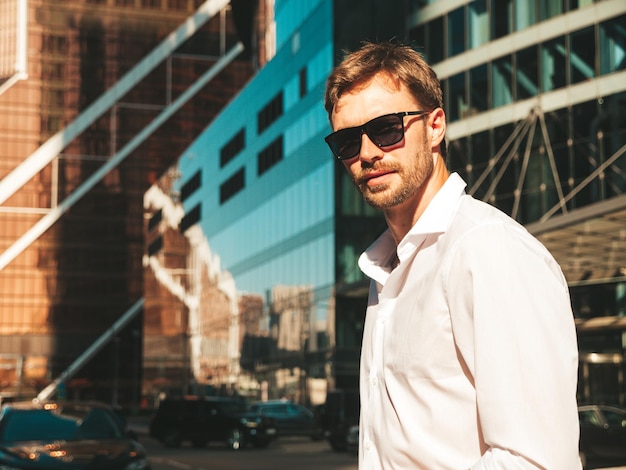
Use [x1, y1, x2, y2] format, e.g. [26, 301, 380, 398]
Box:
[140, 435, 358, 470]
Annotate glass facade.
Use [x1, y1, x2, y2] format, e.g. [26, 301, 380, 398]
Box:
[411, 0, 626, 405]
[174, 0, 336, 401]
[0, 0, 253, 405]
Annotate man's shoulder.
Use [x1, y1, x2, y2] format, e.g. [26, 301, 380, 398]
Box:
[445, 195, 553, 259]
[452, 194, 519, 230]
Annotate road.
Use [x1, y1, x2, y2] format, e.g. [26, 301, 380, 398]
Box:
[141, 435, 358, 470]
[133, 419, 626, 470]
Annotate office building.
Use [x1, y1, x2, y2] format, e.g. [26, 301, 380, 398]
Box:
[154, 0, 626, 406]
[0, 0, 254, 405]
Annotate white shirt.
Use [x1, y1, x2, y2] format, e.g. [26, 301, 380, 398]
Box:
[358, 173, 581, 469]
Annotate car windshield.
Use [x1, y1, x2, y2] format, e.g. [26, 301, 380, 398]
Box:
[0, 407, 124, 442]
[603, 408, 626, 428]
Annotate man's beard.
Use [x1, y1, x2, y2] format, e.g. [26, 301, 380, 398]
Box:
[354, 147, 434, 210]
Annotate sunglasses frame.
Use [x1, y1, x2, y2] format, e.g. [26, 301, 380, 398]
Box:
[325, 110, 430, 160]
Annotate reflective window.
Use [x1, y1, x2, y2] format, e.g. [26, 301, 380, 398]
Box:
[447, 137, 470, 183]
[448, 7, 465, 58]
[219, 168, 245, 204]
[470, 64, 488, 114]
[257, 92, 283, 134]
[491, 0, 513, 39]
[541, 37, 566, 92]
[220, 129, 245, 167]
[515, 0, 537, 32]
[540, 0, 565, 20]
[180, 203, 201, 232]
[493, 123, 517, 204]
[257, 136, 283, 176]
[469, 0, 488, 49]
[469, 130, 492, 201]
[492, 55, 513, 108]
[180, 171, 201, 202]
[409, 24, 426, 56]
[570, 27, 596, 85]
[516, 46, 539, 100]
[599, 16, 626, 75]
[447, 72, 467, 122]
[568, 0, 595, 10]
[427, 16, 444, 63]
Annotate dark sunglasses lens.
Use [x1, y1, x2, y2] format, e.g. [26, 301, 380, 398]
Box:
[366, 114, 404, 147]
[327, 128, 361, 159]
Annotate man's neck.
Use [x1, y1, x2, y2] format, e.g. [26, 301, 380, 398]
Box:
[384, 164, 450, 244]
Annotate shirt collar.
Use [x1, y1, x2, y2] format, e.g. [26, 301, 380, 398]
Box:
[359, 173, 467, 281]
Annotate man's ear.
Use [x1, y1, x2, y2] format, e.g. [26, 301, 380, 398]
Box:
[429, 108, 447, 151]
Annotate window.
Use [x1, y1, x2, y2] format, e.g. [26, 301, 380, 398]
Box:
[469, 64, 488, 114]
[491, 0, 513, 39]
[180, 204, 201, 232]
[168, 0, 188, 9]
[493, 55, 513, 108]
[258, 92, 283, 134]
[257, 136, 283, 176]
[570, 27, 596, 84]
[299, 67, 307, 98]
[220, 168, 245, 204]
[540, 0, 565, 20]
[148, 236, 163, 256]
[516, 46, 539, 99]
[515, 0, 537, 32]
[147, 209, 162, 231]
[42, 35, 69, 55]
[409, 25, 426, 57]
[541, 37, 566, 92]
[468, 0, 488, 49]
[446, 72, 466, 122]
[220, 129, 245, 167]
[427, 16, 444, 63]
[447, 7, 465, 58]
[180, 170, 201, 202]
[599, 16, 626, 75]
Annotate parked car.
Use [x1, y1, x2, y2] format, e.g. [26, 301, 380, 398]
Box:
[248, 400, 322, 440]
[0, 400, 150, 469]
[149, 396, 276, 449]
[578, 404, 626, 469]
[345, 424, 359, 455]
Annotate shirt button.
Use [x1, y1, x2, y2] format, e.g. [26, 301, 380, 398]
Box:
[371, 377, 378, 386]
[365, 440, 372, 451]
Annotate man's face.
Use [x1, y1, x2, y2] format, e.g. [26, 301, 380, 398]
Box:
[330, 73, 434, 210]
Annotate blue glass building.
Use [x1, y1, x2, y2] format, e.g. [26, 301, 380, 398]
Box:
[168, 0, 626, 405]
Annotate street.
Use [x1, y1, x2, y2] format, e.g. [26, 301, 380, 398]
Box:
[141, 435, 358, 470]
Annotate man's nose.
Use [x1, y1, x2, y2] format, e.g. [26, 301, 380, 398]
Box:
[358, 133, 383, 163]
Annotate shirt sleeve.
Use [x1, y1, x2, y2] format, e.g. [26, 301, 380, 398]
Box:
[444, 222, 581, 470]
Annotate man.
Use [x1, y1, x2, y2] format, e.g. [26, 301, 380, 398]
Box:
[324, 41, 580, 469]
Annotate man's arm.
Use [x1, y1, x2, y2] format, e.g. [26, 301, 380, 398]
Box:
[445, 222, 581, 469]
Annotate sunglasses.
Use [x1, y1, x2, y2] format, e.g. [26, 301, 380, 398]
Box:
[325, 110, 430, 160]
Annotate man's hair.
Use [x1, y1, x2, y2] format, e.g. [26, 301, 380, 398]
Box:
[324, 41, 446, 156]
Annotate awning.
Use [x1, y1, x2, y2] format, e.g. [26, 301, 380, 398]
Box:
[526, 194, 626, 287]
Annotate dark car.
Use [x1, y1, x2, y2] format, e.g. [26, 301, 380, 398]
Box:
[149, 396, 276, 449]
[248, 400, 322, 440]
[578, 404, 626, 469]
[318, 389, 359, 451]
[0, 400, 150, 469]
